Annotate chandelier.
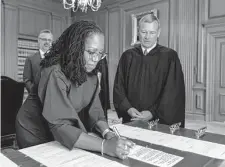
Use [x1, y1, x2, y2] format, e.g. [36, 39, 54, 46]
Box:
[63, 0, 102, 13]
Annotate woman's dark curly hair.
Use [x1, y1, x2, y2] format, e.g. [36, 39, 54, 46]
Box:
[40, 20, 104, 86]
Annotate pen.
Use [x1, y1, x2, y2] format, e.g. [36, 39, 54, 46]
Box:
[112, 126, 121, 138]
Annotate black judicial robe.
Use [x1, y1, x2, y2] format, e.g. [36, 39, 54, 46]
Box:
[95, 57, 110, 120]
[113, 44, 185, 127]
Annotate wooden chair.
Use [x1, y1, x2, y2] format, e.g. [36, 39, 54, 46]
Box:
[1, 76, 25, 149]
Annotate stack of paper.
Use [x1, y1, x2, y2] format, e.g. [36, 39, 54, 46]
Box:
[128, 145, 183, 167]
[19, 140, 183, 167]
[0, 153, 18, 167]
[19, 141, 127, 167]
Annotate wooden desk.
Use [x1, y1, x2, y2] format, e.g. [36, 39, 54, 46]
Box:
[121, 120, 225, 167]
[2, 120, 225, 167]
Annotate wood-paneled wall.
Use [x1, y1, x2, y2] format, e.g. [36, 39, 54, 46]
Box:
[176, 0, 198, 120]
[71, 0, 225, 121]
[200, 0, 225, 122]
[1, 0, 223, 121]
[1, 1, 3, 74]
[1, 0, 70, 79]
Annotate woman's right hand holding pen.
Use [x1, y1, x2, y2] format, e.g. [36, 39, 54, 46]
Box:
[103, 137, 135, 159]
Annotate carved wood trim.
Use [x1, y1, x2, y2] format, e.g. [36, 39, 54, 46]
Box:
[120, 8, 125, 55]
[196, 0, 206, 84]
[208, 0, 225, 19]
[104, 0, 164, 11]
[196, 92, 204, 110]
[18, 6, 52, 37]
[2, 0, 69, 16]
[177, 0, 198, 114]
[220, 42, 225, 88]
[1, 1, 5, 75]
[52, 15, 63, 39]
[219, 94, 225, 116]
[169, 0, 179, 51]
[205, 23, 225, 121]
[108, 10, 120, 109]
[105, 9, 109, 55]
[3, 4, 18, 80]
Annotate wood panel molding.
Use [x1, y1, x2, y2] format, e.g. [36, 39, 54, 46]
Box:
[52, 15, 69, 37]
[107, 5, 121, 13]
[177, 0, 198, 114]
[196, 26, 206, 84]
[2, 0, 69, 16]
[1, 1, 5, 75]
[108, 10, 120, 109]
[3, 4, 18, 80]
[220, 42, 225, 88]
[18, 6, 51, 37]
[169, 0, 179, 51]
[200, 0, 225, 25]
[205, 23, 225, 121]
[219, 94, 225, 116]
[185, 112, 205, 121]
[52, 15, 63, 40]
[192, 88, 206, 119]
[120, 8, 126, 55]
[196, 0, 206, 85]
[196, 92, 204, 110]
[104, 10, 109, 55]
[205, 28, 216, 121]
[105, 0, 166, 11]
[208, 0, 225, 19]
[195, 91, 205, 113]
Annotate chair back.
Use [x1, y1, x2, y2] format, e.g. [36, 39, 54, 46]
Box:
[1, 76, 25, 136]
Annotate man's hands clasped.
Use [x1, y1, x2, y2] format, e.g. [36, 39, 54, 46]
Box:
[127, 107, 153, 121]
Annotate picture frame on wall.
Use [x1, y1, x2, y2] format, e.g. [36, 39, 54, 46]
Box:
[130, 9, 158, 46]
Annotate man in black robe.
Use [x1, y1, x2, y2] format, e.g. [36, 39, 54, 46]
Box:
[113, 13, 185, 127]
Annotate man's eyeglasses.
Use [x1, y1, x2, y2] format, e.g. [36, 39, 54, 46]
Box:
[85, 50, 107, 61]
[39, 38, 53, 42]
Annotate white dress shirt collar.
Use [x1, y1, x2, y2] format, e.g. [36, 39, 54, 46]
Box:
[39, 49, 45, 59]
[141, 43, 157, 55]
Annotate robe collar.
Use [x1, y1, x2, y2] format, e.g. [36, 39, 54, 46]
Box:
[134, 44, 161, 56]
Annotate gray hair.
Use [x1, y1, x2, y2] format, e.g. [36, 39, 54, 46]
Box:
[139, 13, 160, 29]
[38, 29, 53, 37]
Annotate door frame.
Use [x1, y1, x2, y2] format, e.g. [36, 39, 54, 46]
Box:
[205, 23, 225, 121]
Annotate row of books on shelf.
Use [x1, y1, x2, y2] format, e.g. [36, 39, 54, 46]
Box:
[18, 39, 38, 50]
[18, 48, 38, 59]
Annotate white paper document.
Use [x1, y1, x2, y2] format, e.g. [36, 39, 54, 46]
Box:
[0, 153, 18, 167]
[19, 141, 127, 167]
[112, 124, 225, 160]
[128, 145, 183, 167]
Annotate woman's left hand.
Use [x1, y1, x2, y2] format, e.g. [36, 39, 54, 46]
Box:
[104, 131, 116, 139]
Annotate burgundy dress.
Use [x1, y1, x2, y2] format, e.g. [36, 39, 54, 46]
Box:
[16, 64, 106, 149]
